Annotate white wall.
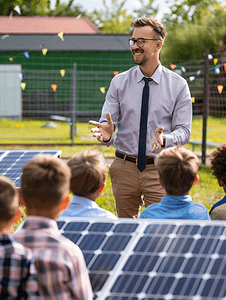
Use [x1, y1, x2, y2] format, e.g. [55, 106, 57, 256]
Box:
[0, 64, 22, 119]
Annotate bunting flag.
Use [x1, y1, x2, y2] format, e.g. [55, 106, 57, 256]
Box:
[9, 57, 13, 61]
[60, 69, 65, 77]
[208, 54, 213, 60]
[214, 58, 218, 65]
[189, 76, 195, 81]
[224, 64, 226, 71]
[42, 48, 48, 55]
[51, 84, 57, 92]
[197, 70, 201, 75]
[191, 97, 195, 103]
[181, 66, 186, 72]
[18, 73, 23, 80]
[1, 35, 9, 40]
[214, 66, 220, 75]
[23, 51, 30, 59]
[100, 87, 105, 94]
[170, 64, 176, 70]
[14, 5, 21, 14]
[21, 82, 26, 90]
[113, 71, 119, 76]
[217, 85, 223, 94]
[58, 31, 64, 41]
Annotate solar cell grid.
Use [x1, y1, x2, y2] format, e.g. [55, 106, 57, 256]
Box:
[57, 218, 226, 300]
[0, 150, 62, 186]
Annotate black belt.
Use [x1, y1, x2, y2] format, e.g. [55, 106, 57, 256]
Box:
[115, 150, 155, 165]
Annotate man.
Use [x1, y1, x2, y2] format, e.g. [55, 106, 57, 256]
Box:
[89, 17, 192, 218]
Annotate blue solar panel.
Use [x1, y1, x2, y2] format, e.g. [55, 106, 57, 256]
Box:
[57, 217, 226, 300]
[0, 150, 62, 187]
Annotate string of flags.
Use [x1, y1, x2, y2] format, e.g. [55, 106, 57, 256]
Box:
[170, 52, 225, 97]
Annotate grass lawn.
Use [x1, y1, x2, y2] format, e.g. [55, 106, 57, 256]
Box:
[0, 117, 226, 221]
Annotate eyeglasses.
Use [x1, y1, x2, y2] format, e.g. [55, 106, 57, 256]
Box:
[128, 38, 160, 48]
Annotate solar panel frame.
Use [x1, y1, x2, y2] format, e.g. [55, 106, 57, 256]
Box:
[0, 150, 62, 187]
[57, 217, 226, 300]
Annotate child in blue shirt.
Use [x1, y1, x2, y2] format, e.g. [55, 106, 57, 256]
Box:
[61, 149, 117, 219]
[140, 145, 210, 220]
[209, 144, 226, 220]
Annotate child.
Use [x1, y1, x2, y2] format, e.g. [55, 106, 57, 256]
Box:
[140, 145, 210, 220]
[14, 155, 93, 300]
[209, 144, 226, 220]
[0, 176, 39, 299]
[61, 149, 117, 219]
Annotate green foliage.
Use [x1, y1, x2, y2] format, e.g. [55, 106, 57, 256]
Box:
[0, 0, 85, 17]
[88, 0, 134, 34]
[133, 0, 158, 19]
[161, 3, 226, 65]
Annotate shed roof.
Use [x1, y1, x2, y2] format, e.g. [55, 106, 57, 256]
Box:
[0, 16, 101, 34]
[0, 34, 131, 51]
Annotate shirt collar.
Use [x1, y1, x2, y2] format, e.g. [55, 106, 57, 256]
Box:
[161, 195, 193, 204]
[71, 195, 99, 207]
[22, 216, 59, 231]
[136, 62, 162, 84]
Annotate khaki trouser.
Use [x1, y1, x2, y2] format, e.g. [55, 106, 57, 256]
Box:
[109, 155, 166, 218]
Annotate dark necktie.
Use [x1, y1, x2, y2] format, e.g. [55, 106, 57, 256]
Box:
[138, 77, 152, 172]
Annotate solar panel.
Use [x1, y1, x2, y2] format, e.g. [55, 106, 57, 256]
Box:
[57, 217, 226, 300]
[0, 150, 62, 187]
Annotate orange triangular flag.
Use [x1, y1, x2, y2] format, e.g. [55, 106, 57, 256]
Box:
[170, 64, 176, 70]
[224, 63, 226, 71]
[42, 48, 48, 55]
[217, 85, 223, 94]
[58, 31, 64, 41]
[51, 84, 57, 92]
[114, 71, 119, 76]
[60, 69, 65, 77]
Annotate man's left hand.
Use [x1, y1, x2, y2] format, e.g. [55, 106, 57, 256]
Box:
[151, 127, 164, 153]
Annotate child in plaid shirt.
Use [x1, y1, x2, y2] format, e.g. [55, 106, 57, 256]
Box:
[0, 176, 39, 299]
[14, 155, 93, 300]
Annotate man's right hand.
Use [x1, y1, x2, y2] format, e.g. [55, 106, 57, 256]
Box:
[89, 112, 114, 142]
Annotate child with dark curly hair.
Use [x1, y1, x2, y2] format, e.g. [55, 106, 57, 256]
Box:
[209, 144, 226, 220]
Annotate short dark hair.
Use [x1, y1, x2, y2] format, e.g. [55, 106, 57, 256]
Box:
[210, 144, 226, 185]
[67, 149, 108, 197]
[21, 155, 71, 211]
[0, 176, 18, 222]
[131, 17, 166, 41]
[155, 145, 199, 195]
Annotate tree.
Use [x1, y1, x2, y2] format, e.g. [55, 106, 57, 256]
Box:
[133, 0, 158, 19]
[88, 0, 134, 34]
[162, 0, 222, 26]
[0, 0, 86, 17]
[88, 0, 159, 34]
[161, 3, 226, 65]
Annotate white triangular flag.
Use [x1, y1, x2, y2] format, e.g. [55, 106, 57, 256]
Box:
[14, 5, 21, 14]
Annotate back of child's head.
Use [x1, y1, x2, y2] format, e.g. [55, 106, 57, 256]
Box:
[20, 155, 71, 210]
[0, 176, 18, 223]
[155, 145, 199, 195]
[67, 149, 108, 197]
[210, 144, 226, 186]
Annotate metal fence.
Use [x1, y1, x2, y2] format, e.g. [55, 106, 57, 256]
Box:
[0, 50, 225, 148]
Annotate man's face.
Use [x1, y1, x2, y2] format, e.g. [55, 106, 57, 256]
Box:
[130, 26, 160, 66]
